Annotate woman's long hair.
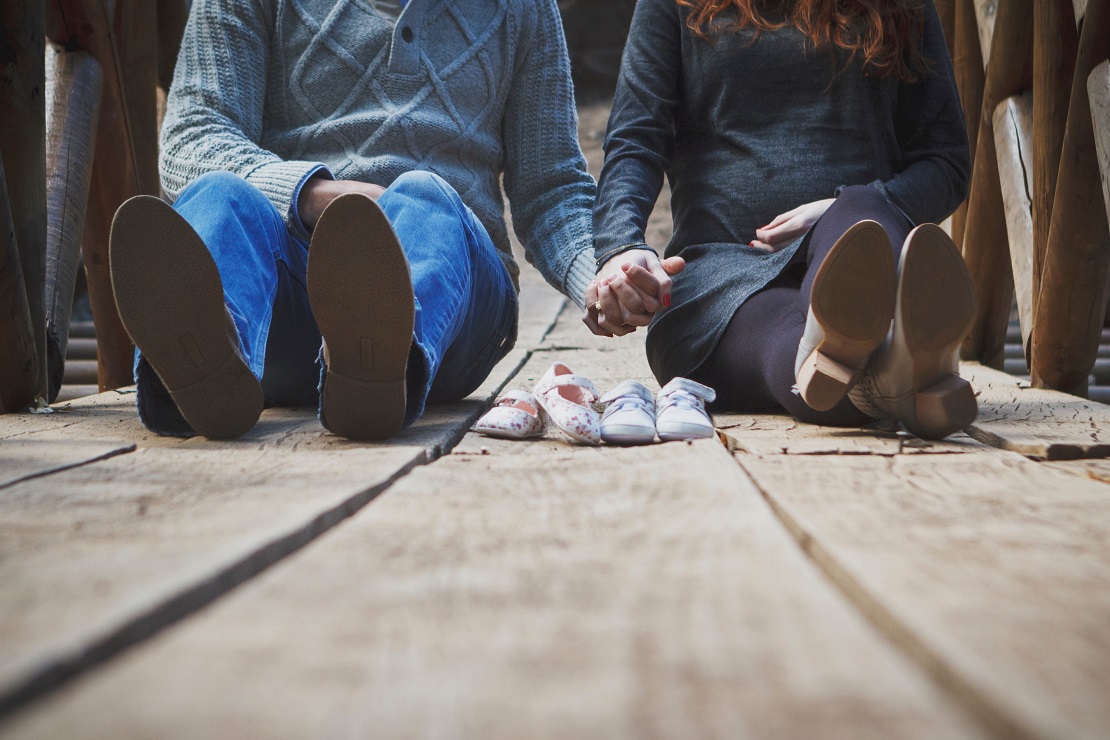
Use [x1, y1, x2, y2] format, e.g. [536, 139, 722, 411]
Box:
[675, 0, 928, 81]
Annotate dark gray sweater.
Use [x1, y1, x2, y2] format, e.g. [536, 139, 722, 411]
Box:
[594, 0, 970, 381]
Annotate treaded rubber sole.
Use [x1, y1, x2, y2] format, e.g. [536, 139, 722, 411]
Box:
[797, 220, 897, 411]
[308, 193, 413, 441]
[110, 195, 263, 439]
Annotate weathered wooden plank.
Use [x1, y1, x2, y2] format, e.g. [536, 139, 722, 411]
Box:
[1045, 458, 1110, 485]
[960, 0, 1031, 367]
[716, 413, 985, 457]
[1031, 0, 1110, 392]
[962, 362, 1110, 459]
[0, 438, 135, 489]
[738, 452, 1110, 738]
[0, 250, 568, 717]
[3, 435, 986, 739]
[992, 93, 1035, 351]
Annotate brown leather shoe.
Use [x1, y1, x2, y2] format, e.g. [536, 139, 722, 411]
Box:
[794, 220, 897, 411]
[110, 195, 263, 439]
[849, 224, 978, 439]
[308, 193, 414, 441]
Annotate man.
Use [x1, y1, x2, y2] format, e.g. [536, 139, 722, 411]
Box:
[110, 0, 605, 440]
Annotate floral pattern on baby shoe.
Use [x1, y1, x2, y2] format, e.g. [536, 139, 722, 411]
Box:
[473, 390, 548, 439]
[533, 362, 602, 446]
[655, 378, 717, 441]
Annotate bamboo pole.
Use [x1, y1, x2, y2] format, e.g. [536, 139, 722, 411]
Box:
[959, 0, 1033, 368]
[1092, 61, 1110, 327]
[44, 47, 103, 402]
[0, 154, 38, 413]
[1030, 0, 1110, 392]
[1032, 0, 1078, 318]
[0, 0, 48, 404]
[949, 0, 985, 251]
[47, 0, 157, 391]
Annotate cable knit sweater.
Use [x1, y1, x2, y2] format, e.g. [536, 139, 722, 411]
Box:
[159, 0, 596, 307]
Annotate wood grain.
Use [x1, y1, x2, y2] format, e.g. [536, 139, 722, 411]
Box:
[949, 0, 986, 250]
[0, 0, 48, 401]
[992, 93, 1034, 352]
[1031, 0, 1110, 391]
[962, 362, 1110, 459]
[1032, 0, 1078, 311]
[0, 152, 38, 413]
[3, 434, 985, 739]
[739, 452, 1110, 738]
[960, 0, 1032, 367]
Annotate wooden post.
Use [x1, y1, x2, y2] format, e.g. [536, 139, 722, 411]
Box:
[44, 47, 103, 402]
[1092, 61, 1110, 328]
[47, 0, 160, 391]
[1032, 0, 1078, 317]
[959, 0, 1033, 368]
[935, 0, 956, 54]
[993, 93, 1034, 353]
[949, 0, 986, 251]
[0, 154, 38, 413]
[1030, 0, 1110, 392]
[0, 0, 48, 403]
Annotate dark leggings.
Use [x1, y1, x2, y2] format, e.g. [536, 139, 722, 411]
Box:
[693, 185, 913, 426]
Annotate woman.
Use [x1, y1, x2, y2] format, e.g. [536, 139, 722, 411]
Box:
[586, 0, 976, 439]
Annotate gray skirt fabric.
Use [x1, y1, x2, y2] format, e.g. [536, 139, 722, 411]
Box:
[645, 234, 807, 384]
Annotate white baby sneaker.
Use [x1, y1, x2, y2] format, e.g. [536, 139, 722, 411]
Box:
[533, 361, 602, 445]
[473, 390, 547, 439]
[655, 378, 717, 441]
[599, 381, 657, 446]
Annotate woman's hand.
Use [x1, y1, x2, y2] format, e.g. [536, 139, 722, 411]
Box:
[582, 250, 685, 337]
[298, 177, 386, 232]
[751, 198, 835, 251]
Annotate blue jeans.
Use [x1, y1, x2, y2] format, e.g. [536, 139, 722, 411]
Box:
[135, 170, 518, 436]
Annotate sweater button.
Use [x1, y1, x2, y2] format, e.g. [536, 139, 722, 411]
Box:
[401, 26, 414, 42]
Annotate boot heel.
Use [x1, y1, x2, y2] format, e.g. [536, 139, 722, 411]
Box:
[171, 352, 263, 440]
[796, 350, 860, 412]
[320, 371, 406, 441]
[907, 375, 977, 440]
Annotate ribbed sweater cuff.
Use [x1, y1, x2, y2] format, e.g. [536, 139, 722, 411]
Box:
[244, 159, 330, 230]
[562, 247, 596, 311]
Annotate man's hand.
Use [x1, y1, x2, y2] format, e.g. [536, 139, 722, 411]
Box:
[582, 250, 685, 337]
[298, 178, 386, 232]
[751, 198, 834, 251]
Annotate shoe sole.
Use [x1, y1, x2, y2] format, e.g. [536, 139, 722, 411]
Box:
[308, 193, 413, 441]
[797, 220, 897, 411]
[893, 224, 978, 439]
[110, 195, 263, 439]
[600, 423, 656, 446]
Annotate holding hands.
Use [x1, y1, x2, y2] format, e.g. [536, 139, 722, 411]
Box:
[583, 250, 685, 337]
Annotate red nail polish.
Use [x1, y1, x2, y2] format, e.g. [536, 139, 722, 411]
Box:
[663, 294, 671, 308]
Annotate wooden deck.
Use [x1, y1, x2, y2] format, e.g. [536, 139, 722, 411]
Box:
[3, 103, 1110, 738]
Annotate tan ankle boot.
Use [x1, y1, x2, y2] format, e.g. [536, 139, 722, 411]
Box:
[794, 220, 897, 411]
[848, 224, 978, 439]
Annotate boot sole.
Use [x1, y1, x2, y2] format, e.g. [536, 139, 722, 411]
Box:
[797, 220, 897, 411]
[893, 224, 978, 439]
[308, 193, 413, 441]
[109, 195, 263, 439]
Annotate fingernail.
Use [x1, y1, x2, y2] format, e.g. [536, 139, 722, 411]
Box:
[663, 294, 671, 307]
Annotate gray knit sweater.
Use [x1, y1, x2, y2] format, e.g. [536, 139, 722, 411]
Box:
[160, 0, 596, 307]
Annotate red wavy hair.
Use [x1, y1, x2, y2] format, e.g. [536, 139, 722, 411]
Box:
[675, 0, 928, 81]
